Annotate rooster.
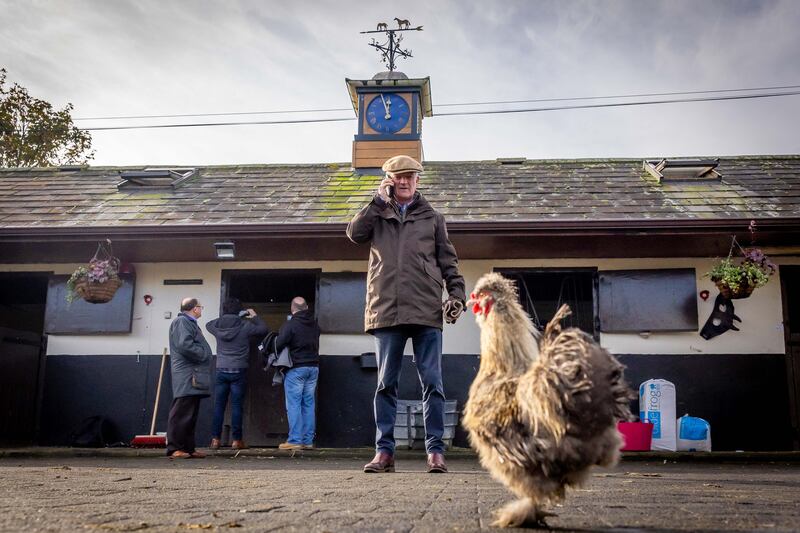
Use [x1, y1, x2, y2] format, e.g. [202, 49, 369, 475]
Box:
[463, 273, 634, 528]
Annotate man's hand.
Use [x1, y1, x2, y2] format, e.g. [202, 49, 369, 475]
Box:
[377, 176, 394, 203]
[442, 297, 465, 324]
[246, 308, 257, 318]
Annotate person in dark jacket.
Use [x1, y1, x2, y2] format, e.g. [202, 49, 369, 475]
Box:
[276, 296, 321, 450]
[346, 155, 466, 474]
[206, 297, 268, 450]
[167, 297, 213, 458]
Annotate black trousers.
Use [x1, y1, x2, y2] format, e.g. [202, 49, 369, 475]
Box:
[166, 396, 203, 455]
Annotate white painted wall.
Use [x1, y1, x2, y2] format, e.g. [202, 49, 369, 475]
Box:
[3, 256, 796, 356]
[458, 258, 793, 356]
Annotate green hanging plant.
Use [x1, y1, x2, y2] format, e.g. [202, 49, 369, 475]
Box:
[705, 224, 776, 299]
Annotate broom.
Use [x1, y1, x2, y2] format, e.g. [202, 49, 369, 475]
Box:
[131, 348, 168, 447]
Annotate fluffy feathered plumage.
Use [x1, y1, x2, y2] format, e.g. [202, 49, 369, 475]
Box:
[463, 273, 634, 528]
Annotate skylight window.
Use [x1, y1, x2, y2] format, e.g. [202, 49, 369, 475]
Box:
[117, 168, 198, 190]
[643, 158, 721, 183]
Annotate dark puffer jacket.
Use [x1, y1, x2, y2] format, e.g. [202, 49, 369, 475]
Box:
[206, 314, 268, 369]
[275, 310, 321, 367]
[346, 192, 466, 332]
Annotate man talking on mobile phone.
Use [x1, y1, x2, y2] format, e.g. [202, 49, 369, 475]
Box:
[346, 155, 466, 474]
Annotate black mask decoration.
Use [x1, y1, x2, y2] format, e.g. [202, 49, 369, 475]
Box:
[700, 294, 741, 340]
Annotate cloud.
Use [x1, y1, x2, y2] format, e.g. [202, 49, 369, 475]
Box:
[1, 0, 798, 165]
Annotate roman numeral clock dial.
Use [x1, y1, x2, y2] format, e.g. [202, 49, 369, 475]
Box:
[366, 93, 410, 134]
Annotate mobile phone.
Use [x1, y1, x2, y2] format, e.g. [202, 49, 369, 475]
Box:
[387, 184, 394, 198]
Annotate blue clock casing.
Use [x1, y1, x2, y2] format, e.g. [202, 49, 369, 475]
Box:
[365, 93, 411, 134]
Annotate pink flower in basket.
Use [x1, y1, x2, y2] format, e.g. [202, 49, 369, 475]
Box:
[87, 259, 114, 283]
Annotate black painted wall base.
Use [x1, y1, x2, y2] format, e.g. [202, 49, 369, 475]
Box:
[616, 354, 794, 452]
[36, 353, 794, 451]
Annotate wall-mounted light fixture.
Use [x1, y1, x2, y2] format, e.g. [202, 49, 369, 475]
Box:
[214, 241, 235, 260]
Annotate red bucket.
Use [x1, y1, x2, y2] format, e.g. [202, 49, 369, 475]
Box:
[618, 421, 654, 451]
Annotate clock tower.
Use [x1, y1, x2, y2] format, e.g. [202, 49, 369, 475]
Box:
[346, 72, 432, 169]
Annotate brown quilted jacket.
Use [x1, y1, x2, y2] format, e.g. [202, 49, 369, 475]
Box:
[346, 193, 466, 332]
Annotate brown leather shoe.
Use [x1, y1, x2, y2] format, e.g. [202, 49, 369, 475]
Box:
[190, 450, 206, 458]
[169, 450, 192, 459]
[231, 440, 248, 450]
[278, 442, 303, 450]
[427, 452, 447, 473]
[209, 438, 221, 450]
[363, 451, 395, 473]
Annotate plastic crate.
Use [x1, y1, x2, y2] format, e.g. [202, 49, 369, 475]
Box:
[395, 399, 458, 450]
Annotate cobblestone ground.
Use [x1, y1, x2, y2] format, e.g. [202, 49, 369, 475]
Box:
[0, 454, 798, 532]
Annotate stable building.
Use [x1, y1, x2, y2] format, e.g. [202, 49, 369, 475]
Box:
[1, 71, 800, 451]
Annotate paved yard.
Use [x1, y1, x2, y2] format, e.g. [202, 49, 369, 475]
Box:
[0, 453, 798, 532]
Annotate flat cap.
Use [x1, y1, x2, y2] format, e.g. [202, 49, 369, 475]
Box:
[382, 155, 423, 174]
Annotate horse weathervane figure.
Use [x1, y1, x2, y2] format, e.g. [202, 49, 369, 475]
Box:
[360, 18, 423, 73]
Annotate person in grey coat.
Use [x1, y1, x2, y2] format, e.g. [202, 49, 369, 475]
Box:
[167, 297, 213, 458]
[206, 297, 269, 450]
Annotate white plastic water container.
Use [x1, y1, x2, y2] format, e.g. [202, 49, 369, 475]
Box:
[639, 379, 677, 451]
[676, 414, 712, 451]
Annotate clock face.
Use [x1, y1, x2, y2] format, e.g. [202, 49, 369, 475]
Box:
[365, 93, 411, 134]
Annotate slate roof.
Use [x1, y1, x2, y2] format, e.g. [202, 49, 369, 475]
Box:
[1, 156, 799, 229]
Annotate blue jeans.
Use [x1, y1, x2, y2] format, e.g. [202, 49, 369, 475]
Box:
[373, 325, 445, 455]
[211, 370, 247, 441]
[284, 366, 319, 445]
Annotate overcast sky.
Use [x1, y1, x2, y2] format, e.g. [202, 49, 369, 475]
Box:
[2, 0, 799, 166]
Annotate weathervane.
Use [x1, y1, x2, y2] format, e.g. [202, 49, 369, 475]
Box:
[360, 18, 423, 73]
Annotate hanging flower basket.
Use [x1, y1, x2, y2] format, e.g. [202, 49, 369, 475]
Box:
[706, 235, 776, 300]
[713, 277, 756, 300]
[67, 240, 122, 304]
[72, 275, 123, 304]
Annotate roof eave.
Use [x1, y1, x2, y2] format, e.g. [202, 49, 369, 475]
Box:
[1, 217, 799, 241]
